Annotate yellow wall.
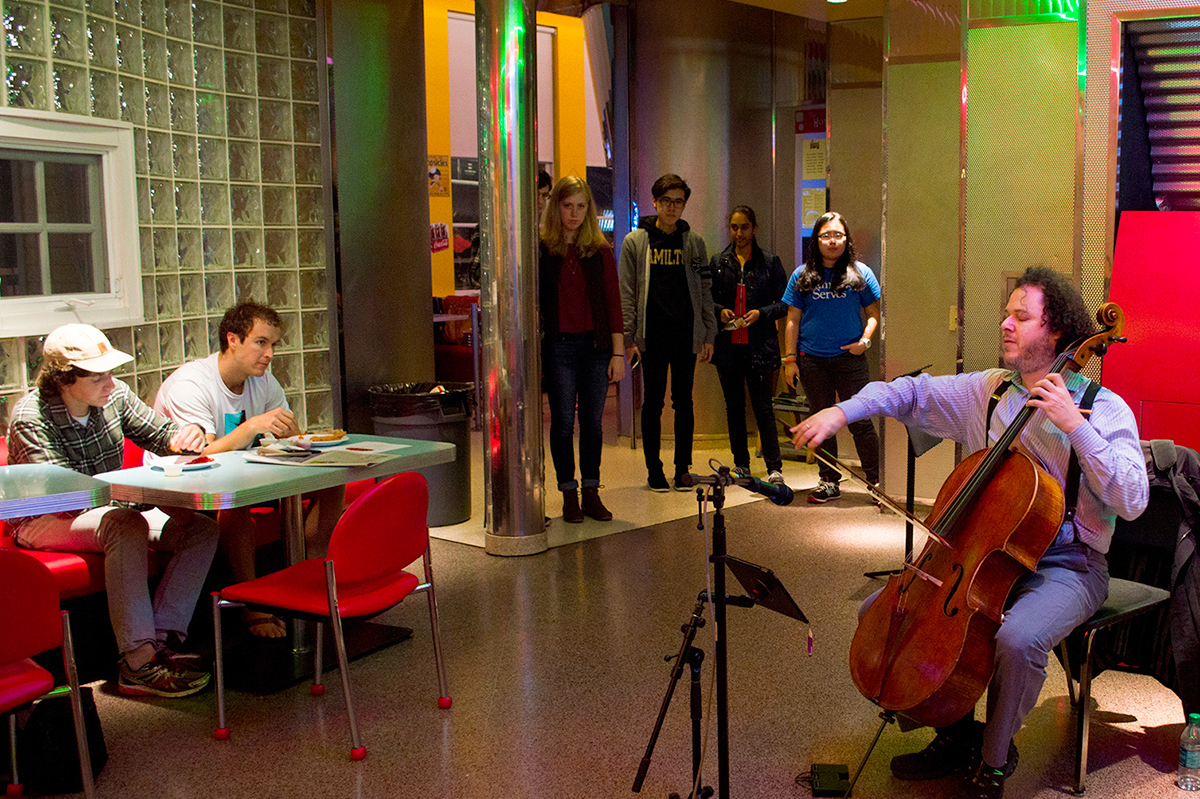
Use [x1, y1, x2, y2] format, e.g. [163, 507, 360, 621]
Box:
[423, 1, 589, 297]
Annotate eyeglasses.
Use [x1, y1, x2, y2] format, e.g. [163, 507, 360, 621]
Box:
[655, 197, 686, 209]
[817, 231, 846, 242]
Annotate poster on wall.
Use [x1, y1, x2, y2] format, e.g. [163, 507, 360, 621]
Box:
[431, 222, 450, 253]
[801, 139, 827, 182]
[801, 188, 827, 231]
[795, 106, 827, 268]
[428, 154, 450, 197]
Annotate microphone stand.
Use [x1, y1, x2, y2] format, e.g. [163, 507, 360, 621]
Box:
[685, 465, 754, 798]
[633, 463, 807, 798]
[710, 474, 733, 799]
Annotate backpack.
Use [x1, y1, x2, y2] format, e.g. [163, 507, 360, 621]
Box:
[16, 686, 107, 794]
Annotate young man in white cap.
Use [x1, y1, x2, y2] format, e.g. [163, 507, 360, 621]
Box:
[7, 324, 220, 698]
[153, 302, 343, 638]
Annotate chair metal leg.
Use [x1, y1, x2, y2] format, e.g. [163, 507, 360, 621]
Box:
[311, 621, 326, 696]
[1074, 628, 1097, 794]
[212, 593, 230, 740]
[324, 560, 364, 760]
[1060, 640, 1078, 706]
[8, 713, 19, 794]
[60, 611, 95, 799]
[421, 545, 451, 708]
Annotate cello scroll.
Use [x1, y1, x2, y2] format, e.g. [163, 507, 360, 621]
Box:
[1064, 302, 1128, 373]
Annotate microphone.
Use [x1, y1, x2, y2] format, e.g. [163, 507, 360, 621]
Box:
[743, 476, 794, 506]
[679, 471, 794, 506]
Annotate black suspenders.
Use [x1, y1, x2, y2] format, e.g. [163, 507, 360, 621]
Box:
[986, 377, 1102, 528]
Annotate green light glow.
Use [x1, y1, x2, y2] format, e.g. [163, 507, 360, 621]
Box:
[970, 0, 1080, 21]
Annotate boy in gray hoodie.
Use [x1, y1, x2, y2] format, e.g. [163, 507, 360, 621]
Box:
[619, 174, 717, 491]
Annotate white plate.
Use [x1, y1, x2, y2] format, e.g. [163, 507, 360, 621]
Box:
[151, 458, 219, 472]
[289, 433, 348, 448]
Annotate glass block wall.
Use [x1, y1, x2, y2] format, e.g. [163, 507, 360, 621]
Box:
[0, 0, 332, 433]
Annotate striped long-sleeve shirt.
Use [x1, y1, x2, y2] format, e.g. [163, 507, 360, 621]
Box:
[838, 368, 1149, 554]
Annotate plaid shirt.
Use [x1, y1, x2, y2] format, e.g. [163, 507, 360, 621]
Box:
[6, 379, 181, 529]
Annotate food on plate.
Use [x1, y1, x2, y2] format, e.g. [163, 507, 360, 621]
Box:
[306, 429, 346, 442]
[187, 455, 213, 465]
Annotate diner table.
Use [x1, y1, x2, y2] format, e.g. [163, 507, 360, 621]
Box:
[95, 434, 455, 691]
[0, 463, 112, 521]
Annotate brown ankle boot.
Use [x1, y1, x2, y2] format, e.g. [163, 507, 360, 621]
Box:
[581, 486, 613, 521]
[562, 489, 584, 523]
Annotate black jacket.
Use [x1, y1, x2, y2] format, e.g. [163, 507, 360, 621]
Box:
[708, 242, 787, 370]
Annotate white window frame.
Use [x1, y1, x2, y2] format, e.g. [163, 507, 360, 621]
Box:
[0, 107, 142, 338]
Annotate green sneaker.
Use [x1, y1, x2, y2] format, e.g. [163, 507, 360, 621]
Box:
[119, 653, 210, 698]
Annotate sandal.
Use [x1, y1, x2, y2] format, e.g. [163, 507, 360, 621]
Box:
[244, 611, 287, 639]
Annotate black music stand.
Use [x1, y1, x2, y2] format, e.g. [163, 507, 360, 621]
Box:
[726, 556, 808, 623]
[863, 424, 943, 579]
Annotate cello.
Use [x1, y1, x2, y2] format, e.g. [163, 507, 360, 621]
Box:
[846, 303, 1127, 729]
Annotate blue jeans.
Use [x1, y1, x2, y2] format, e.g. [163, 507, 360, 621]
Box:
[545, 334, 611, 490]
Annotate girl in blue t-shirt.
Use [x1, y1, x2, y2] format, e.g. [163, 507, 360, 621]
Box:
[781, 211, 881, 503]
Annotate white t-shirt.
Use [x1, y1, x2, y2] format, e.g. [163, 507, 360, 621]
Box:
[153, 353, 288, 450]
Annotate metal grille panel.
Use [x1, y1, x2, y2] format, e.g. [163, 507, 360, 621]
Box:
[963, 23, 1078, 373]
[969, 0, 1081, 20]
[1127, 18, 1200, 211]
[1082, 0, 1200, 322]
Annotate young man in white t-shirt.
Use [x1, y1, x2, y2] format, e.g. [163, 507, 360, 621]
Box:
[154, 302, 344, 637]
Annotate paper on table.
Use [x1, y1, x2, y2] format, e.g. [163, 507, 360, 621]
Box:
[327, 440, 410, 453]
[243, 447, 401, 467]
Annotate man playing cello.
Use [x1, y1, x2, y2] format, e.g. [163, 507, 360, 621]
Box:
[791, 266, 1148, 799]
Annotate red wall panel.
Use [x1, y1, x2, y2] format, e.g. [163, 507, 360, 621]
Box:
[1105, 211, 1200, 450]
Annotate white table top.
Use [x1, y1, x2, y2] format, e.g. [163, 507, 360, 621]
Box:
[96, 435, 455, 510]
[0, 463, 112, 520]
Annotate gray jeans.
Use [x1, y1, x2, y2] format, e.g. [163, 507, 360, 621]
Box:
[16, 505, 219, 656]
[861, 543, 1108, 767]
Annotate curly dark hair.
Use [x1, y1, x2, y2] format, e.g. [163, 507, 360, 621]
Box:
[35, 363, 89, 401]
[1013, 266, 1095, 354]
[795, 211, 865, 294]
[218, 302, 283, 353]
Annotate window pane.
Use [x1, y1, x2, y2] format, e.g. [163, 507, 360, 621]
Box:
[48, 233, 94, 294]
[44, 161, 92, 224]
[0, 233, 43, 296]
[0, 159, 38, 223]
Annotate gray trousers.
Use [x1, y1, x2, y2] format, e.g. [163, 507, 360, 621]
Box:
[980, 544, 1108, 766]
[863, 543, 1109, 767]
[16, 505, 219, 656]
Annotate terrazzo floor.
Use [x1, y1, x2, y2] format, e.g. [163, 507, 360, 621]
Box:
[22, 414, 1190, 798]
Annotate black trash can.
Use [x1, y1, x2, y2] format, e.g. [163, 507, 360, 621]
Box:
[369, 382, 474, 527]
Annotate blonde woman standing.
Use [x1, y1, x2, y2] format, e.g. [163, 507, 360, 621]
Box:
[539, 177, 625, 523]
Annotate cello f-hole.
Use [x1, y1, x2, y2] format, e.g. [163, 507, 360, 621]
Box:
[942, 564, 964, 618]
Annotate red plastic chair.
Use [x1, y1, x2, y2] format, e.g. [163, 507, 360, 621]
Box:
[0, 551, 96, 798]
[210, 472, 451, 760]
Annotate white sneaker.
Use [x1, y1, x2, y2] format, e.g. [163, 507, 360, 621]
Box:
[767, 470, 786, 486]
